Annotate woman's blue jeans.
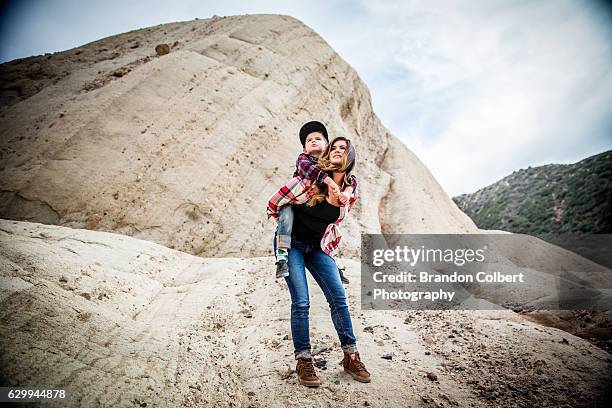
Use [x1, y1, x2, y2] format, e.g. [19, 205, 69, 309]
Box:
[285, 239, 358, 359]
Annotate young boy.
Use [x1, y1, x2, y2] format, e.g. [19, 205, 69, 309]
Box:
[273, 121, 357, 280]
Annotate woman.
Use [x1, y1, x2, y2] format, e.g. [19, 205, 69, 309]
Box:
[266, 136, 371, 387]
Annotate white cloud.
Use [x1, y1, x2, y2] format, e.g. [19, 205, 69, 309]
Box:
[1, 0, 611, 196]
[338, 0, 612, 195]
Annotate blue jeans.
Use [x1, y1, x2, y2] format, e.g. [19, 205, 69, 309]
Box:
[275, 205, 293, 254]
[285, 239, 358, 359]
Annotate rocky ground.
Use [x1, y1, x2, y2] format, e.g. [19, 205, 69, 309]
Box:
[1, 220, 610, 407]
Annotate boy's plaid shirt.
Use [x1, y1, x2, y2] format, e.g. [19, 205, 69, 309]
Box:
[293, 153, 358, 193]
[266, 176, 358, 258]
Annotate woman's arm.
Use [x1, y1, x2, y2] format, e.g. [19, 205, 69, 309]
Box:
[342, 185, 358, 213]
[345, 174, 358, 196]
[338, 174, 358, 207]
[346, 184, 358, 211]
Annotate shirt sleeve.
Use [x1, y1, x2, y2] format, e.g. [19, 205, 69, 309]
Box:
[345, 174, 358, 196]
[342, 175, 359, 212]
[295, 153, 329, 184]
[266, 177, 307, 220]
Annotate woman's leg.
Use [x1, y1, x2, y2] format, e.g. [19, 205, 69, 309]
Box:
[304, 250, 358, 354]
[285, 242, 311, 359]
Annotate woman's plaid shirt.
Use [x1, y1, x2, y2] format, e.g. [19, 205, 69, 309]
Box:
[266, 176, 358, 257]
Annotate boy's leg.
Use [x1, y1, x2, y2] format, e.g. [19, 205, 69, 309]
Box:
[275, 206, 294, 278]
[273, 228, 289, 278]
[276, 205, 294, 253]
[273, 229, 278, 260]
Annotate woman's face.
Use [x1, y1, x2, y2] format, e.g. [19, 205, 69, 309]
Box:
[329, 140, 348, 166]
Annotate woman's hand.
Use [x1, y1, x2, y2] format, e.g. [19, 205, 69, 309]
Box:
[338, 191, 350, 205]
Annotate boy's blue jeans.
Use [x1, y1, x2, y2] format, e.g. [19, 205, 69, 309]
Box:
[275, 205, 293, 253]
[284, 239, 358, 359]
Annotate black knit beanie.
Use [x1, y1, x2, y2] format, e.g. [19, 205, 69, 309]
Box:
[299, 121, 329, 147]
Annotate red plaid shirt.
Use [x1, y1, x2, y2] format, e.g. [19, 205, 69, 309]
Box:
[266, 176, 358, 257]
[293, 153, 358, 194]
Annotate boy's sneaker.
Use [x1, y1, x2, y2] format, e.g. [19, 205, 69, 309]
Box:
[339, 351, 371, 383]
[296, 357, 321, 387]
[338, 266, 350, 284]
[276, 259, 289, 279]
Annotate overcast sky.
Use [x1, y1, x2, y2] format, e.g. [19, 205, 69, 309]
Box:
[1, 0, 611, 196]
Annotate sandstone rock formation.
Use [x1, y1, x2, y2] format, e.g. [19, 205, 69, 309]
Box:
[0, 14, 477, 260]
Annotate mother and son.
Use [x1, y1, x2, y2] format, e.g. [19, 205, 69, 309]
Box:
[266, 121, 372, 387]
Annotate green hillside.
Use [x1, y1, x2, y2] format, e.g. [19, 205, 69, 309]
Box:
[453, 150, 612, 235]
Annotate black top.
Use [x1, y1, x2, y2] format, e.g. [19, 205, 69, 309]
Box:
[292, 199, 340, 246]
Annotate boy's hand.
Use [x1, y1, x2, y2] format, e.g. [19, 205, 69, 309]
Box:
[323, 176, 341, 197]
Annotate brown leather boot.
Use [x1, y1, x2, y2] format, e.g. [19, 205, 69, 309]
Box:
[296, 357, 321, 387]
[339, 351, 371, 383]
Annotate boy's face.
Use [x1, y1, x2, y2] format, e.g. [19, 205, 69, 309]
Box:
[303, 132, 327, 156]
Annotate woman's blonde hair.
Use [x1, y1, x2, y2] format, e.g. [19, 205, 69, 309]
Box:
[306, 136, 356, 206]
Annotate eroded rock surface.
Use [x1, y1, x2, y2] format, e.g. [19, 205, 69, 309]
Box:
[1, 219, 610, 407]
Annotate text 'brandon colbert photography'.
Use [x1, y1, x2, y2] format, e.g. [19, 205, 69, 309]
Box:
[371, 270, 526, 302]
